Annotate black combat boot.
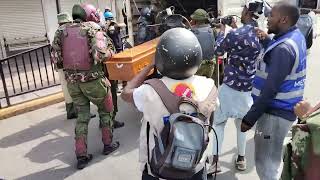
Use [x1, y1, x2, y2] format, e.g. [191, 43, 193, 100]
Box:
[75, 136, 93, 170]
[77, 154, 93, 169]
[103, 142, 120, 155]
[113, 120, 125, 129]
[101, 128, 120, 155]
[66, 103, 77, 119]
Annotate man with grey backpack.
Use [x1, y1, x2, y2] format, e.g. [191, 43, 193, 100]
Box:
[121, 28, 219, 180]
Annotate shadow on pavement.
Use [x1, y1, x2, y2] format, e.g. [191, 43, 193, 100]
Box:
[0, 114, 72, 148]
[15, 166, 75, 180]
[1, 98, 143, 179]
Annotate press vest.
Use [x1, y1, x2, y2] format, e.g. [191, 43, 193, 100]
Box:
[252, 28, 307, 111]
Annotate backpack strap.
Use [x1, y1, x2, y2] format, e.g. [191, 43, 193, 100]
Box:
[198, 85, 218, 119]
[144, 78, 181, 114]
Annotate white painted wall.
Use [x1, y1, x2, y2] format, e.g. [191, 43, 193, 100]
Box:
[42, 0, 114, 44]
[41, 0, 59, 44]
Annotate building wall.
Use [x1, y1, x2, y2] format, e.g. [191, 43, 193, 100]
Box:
[42, 0, 59, 44]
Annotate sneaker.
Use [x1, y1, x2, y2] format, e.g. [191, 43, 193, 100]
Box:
[235, 156, 246, 171]
[77, 154, 93, 170]
[103, 141, 120, 155]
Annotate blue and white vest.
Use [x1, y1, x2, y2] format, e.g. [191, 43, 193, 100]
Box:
[252, 28, 307, 111]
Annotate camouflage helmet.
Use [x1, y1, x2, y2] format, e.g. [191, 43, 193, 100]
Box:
[57, 13, 72, 25]
[190, 9, 209, 21]
[72, 4, 100, 23]
[72, 4, 87, 21]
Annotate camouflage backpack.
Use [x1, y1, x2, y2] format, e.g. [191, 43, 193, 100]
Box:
[281, 102, 320, 180]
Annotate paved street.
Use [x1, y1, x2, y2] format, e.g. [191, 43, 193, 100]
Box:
[0, 38, 319, 180]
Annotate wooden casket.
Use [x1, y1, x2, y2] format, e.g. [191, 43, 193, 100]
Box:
[105, 38, 159, 81]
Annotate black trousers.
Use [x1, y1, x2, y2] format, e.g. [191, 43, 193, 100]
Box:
[110, 80, 118, 114]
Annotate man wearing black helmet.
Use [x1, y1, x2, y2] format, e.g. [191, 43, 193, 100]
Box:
[136, 6, 157, 45]
[121, 28, 217, 180]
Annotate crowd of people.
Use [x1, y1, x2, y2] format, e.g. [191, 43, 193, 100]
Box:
[50, 1, 320, 180]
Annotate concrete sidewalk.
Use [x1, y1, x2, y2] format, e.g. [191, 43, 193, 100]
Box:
[0, 100, 258, 180]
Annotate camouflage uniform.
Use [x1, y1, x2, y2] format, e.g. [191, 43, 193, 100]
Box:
[191, 9, 216, 79]
[52, 4, 119, 167]
[281, 110, 320, 180]
[51, 13, 77, 119]
[104, 18, 125, 128]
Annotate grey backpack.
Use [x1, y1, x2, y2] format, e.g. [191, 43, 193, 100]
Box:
[144, 79, 218, 179]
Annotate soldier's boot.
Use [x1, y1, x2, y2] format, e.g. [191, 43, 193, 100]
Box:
[66, 103, 77, 119]
[77, 154, 93, 170]
[113, 120, 125, 129]
[112, 112, 124, 129]
[101, 128, 120, 155]
[75, 136, 93, 169]
[67, 103, 96, 119]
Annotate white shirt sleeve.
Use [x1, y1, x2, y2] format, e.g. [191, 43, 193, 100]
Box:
[132, 85, 148, 112]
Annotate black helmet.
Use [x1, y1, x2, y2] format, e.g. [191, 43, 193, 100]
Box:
[140, 7, 155, 22]
[155, 28, 202, 80]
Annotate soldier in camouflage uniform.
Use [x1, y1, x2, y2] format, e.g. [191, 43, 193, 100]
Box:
[52, 13, 76, 119]
[52, 4, 120, 169]
[103, 11, 125, 129]
[281, 101, 320, 180]
[191, 9, 216, 79]
[52, 13, 96, 120]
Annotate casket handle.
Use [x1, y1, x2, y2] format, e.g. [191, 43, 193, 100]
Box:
[116, 63, 124, 69]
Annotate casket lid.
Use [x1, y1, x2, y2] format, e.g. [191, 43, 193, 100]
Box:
[108, 38, 159, 62]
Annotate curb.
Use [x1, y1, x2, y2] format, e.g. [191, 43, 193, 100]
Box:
[0, 92, 64, 120]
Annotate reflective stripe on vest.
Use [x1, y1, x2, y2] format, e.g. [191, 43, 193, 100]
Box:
[255, 38, 306, 81]
[252, 87, 304, 100]
[252, 28, 306, 110]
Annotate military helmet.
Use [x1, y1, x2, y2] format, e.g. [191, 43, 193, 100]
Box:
[155, 28, 202, 80]
[190, 9, 209, 21]
[82, 4, 100, 23]
[140, 7, 155, 22]
[104, 11, 114, 20]
[72, 4, 100, 23]
[72, 4, 86, 21]
[57, 13, 72, 25]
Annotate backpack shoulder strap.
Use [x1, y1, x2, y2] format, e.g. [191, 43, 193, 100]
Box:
[144, 78, 181, 114]
[198, 85, 218, 119]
